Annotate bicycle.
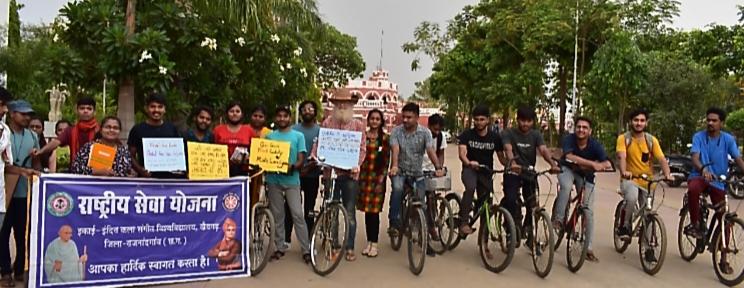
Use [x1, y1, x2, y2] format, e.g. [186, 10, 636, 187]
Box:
[514, 165, 557, 278]
[248, 167, 275, 276]
[612, 174, 667, 275]
[389, 173, 429, 275]
[423, 171, 456, 255]
[553, 159, 615, 273]
[445, 164, 516, 273]
[678, 167, 744, 286]
[309, 158, 351, 276]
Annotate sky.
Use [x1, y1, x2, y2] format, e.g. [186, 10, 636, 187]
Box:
[15, 0, 744, 98]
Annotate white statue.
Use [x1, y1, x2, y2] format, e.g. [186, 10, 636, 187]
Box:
[46, 84, 69, 122]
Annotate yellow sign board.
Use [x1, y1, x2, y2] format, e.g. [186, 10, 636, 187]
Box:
[249, 138, 291, 173]
[187, 142, 229, 180]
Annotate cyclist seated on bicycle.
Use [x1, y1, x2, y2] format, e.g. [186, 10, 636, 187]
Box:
[615, 108, 673, 239]
[686, 107, 744, 239]
[501, 107, 560, 243]
[553, 116, 612, 263]
[389, 103, 445, 237]
[457, 105, 507, 235]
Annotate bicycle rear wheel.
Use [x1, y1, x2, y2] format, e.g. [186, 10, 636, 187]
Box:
[408, 206, 428, 275]
[640, 214, 666, 276]
[445, 193, 463, 250]
[712, 217, 744, 286]
[531, 210, 555, 278]
[677, 208, 698, 262]
[250, 207, 275, 276]
[429, 194, 454, 254]
[566, 209, 588, 273]
[310, 204, 349, 276]
[478, 206, 516, 273]
[613, 200, 631, 253]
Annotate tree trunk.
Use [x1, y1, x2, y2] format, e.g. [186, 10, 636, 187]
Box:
[502, 108, 510, 130]
[118, 0, 137, 140]
[618, 96, 625, 135]
[558, 65, 567, 136]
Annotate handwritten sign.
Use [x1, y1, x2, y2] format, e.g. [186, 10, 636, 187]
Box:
[317, 128, 362, 170]
[249, 138, 290, 173]
[187, 142, 229, 180]
[88, 143, 117, 170]
[142, 138, 187, 172]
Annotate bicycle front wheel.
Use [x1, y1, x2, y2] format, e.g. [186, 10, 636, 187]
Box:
[250, 207, 275, 276]
[566, 208, 588, 273]
[478, 206, 516, 273]
[310, 204, 349, 276]
[712, 216, 744, 286]
[531, 210, 555, 278]
[429, 195, 454, 254]
[639, 214, 666, 276]
[407, 206, 428, 275]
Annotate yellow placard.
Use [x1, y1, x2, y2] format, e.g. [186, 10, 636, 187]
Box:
[249, 138, 291, 173]
[187, 142, 230, 180]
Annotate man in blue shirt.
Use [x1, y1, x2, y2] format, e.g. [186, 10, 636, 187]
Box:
[686, 108, 744, 245]
[266, 105, 311, 264]
[553, 116, 612, 263]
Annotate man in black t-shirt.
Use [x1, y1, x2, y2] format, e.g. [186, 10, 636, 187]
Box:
[501, 107, 560, 244]
[458, 105, 506, 235]
[128, 94, 183, 179]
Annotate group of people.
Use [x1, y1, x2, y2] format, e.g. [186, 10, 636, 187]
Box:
[0, 80, 741, 285]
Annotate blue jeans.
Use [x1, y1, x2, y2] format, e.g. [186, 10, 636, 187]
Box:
[554, 166, 596, 249]
[388, 175, 426, 229]
[330, 176, 359, 250]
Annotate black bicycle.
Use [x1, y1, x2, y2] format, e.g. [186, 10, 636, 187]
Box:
[612, 174, 667, 275]
[445, 164, 516, 273]
[515, 165, 557, 278]
[389, 174, 429, 275]
[309, 159, 350, 276]
[678, 168, 744, 286]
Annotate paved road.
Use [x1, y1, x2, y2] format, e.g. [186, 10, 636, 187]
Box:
[16, 144, 737, 287]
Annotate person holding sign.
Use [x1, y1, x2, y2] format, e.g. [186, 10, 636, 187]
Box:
[128, 94, 183, 179]
[71, 117, 133, 177]
[249, 105, 273, 138]
[265, 105, 311, 264]
[311, 88, 366, 261]
[388, 103, 444, 247]
[357, 109, 391, 258]
[214, 102, 256, 177]
[43, 225, 87, 283]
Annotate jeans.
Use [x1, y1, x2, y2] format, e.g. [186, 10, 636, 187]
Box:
[0, 198, 27, 276]
[389, 175, 426, 229]
[501, 174, 536, 230]
[330, 176, 359, 250]
[284, 176, 320, 244]
[621, 180, 649, 228]
[554, 167, 596, 249]
[268, 184, 310, 254]
[460, 167, 493, 223]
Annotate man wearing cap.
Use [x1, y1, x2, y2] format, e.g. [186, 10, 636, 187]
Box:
[1, 100, 42, 287]
[310, 88, 366, 261]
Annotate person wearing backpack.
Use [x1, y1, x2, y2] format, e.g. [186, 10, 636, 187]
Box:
[615, 108, 673, 239]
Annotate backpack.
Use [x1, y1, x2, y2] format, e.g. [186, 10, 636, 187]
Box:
[624, 131, 654, 162]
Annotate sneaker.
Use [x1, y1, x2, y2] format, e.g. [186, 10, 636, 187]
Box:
[644, 249, 658, 263]
[719, 261, 734, 275]
[303, 253, 312, 265]
[430, 228, 441, 242]
[426, 246, 436, 257]
[280, 242, 291, 251]
[387, 227, 400, 238]
[684, 224, 704, 239]
[616, 226, 631, 241]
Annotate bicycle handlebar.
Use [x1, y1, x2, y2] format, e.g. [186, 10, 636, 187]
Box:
[476, 164, 505, 174]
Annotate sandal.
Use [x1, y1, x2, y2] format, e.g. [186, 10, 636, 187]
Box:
[345, 250, 357, 262]
[270, 251, 285, 261]
[361, 242, 371, 256]
[586, 251, 600, 263]
[0, 275, 14, 288]
[720, 261, 734, 275]
[367, 243, 379, 258]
